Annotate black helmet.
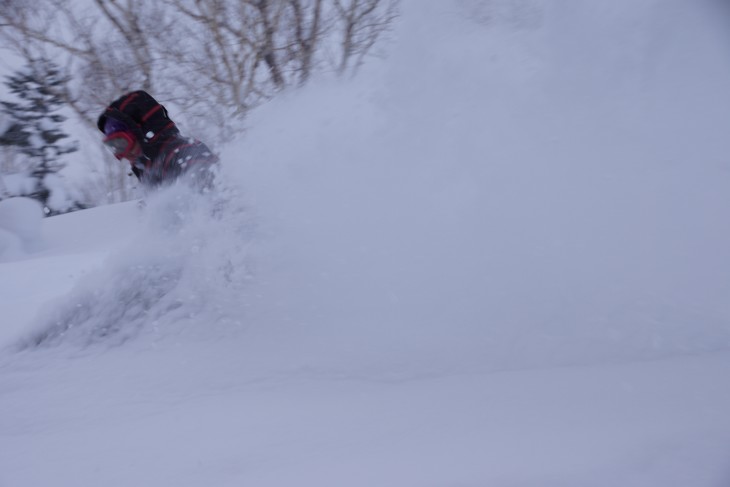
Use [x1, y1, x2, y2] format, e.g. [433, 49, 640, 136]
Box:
[97, 91, 179, 158]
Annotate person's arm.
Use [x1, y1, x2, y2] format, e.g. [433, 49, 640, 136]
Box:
[164, 140, 217, 175]
[130, 165, 144, 181]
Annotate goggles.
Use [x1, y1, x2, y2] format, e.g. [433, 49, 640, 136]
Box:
[103, 118, 130, 135]
[103, 131, 140, 161]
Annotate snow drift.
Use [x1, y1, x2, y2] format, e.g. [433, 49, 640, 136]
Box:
[22, 186, 254, 349]
[16, 0, 730, 375]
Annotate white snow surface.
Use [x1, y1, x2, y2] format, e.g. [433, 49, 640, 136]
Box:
[2, 0, 730, 485]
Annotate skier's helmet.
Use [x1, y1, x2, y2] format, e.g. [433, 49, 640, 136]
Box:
[97, 91, 178, 159]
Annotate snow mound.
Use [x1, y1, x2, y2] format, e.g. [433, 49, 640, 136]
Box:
[0, 227, 23, 260]
[22, 184, 254, 349]
[0, 197, 44, 260]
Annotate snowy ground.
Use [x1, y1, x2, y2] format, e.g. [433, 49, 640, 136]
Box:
[2, 0, 730, 485]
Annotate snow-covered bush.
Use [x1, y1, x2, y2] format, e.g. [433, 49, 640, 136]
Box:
[0, 196, 44, 259]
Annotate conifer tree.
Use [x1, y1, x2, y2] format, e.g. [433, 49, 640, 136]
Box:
[0, 58, 83, 215]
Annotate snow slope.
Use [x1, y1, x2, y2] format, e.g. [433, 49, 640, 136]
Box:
[2, 0, 730, 485]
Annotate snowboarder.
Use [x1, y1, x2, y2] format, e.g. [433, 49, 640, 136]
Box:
[97, 90, 218, 189]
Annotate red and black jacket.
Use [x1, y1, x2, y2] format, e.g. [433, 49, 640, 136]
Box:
[98, 90, 217, 188]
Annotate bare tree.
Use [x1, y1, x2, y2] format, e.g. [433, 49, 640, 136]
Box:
[164, 1, 277, 113]
[333, 0, 398, 75]
[1, 0, 398, 126]
[285, 0, 325, 85]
